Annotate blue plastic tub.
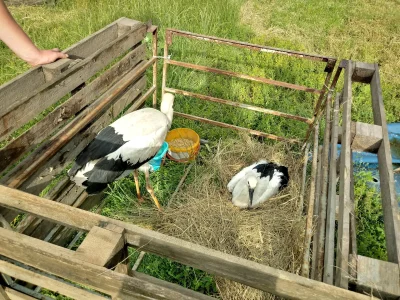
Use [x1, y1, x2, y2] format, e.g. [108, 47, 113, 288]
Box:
[149, 142, 169, 172]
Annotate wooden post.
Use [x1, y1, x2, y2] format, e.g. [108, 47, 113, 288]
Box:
[323, 93, 340, 285]
[316, 92, 333, 281]
[311, 145, 323, 280]
[301, 122, 319, 278]
[336, 60, 353, 289]
[370, 63, 400, 265]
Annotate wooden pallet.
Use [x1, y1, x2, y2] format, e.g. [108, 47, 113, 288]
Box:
[0, 185, 377, 300]
[304, 60, 400, 299]
[0, 18, 396, 299]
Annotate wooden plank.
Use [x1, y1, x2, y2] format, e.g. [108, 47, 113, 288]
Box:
[0, 21, 146, 142]
[352, 122, 382, 153]
[337, 122, 382, 153]
[370, 63, 400, 265]
[301, 122, 319, 278]
[355, 255, 400, 299]
[0, 64, 147, 193]
[3, 59, 153, 191]
[0, 186, 377, 300]
[352, 62, 375, 84]
[316, 92, 333, 281]
[4, 288, 35, 300]
[0, 19, 121, 122]
[349, 152, 357, 280]
[0, 44, 146, 173]
[311, 145, 323, 280]
[0, 260, 106, 300]
[75, 225, 125, 266]
[19, 74, 146, 195]
[323, 93, 340, 285]
[0, 227, 214, 300]
[0, 286, 11, 300]
[336, 60, 353, 289]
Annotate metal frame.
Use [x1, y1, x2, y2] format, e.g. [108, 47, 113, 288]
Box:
[161, 29, 337, 144]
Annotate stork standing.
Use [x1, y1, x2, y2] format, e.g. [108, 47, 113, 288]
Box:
[227, 160, 289, 209]
[68, 93, 175, 211]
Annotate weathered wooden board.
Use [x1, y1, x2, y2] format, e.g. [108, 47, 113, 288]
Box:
[0, 21, 146, 142]
[370, 63, 400, 265]
[0, 260, 106, 300]
[351, 62, 375, 84]
[0, 43, 146, 173]
[316, 92, 332, 281]
[0, 286, 10, 300]
[75, 225, 125, 266]
[0, 227, 214, 300]
[355, 255, 400, 299]
[336, 60, 353, 289]
[0, 62, 147, 191]
[323, 93, 340, 285]
[0, 185, 377, 300]
[0, 19, 121, 123]
[311, 145, 323, 280]
[4, 288, 35, 300]
[337, 122, 382, 153]
[301, 122, 319, 278]
[18, 74, 147, 196]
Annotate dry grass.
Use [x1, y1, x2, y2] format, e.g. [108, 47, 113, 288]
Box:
[147, 134, 306, 299]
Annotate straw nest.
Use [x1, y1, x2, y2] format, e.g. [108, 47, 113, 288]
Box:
[155, 134, 306, 299]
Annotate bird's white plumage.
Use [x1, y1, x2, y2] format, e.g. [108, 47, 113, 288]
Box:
[69, 93, 175, 195]
[227, 160, 288, 209]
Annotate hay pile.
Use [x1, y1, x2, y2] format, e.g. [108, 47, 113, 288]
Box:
[157, 134, 306, 299]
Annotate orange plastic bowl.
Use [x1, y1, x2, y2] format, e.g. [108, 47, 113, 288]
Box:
[165, 128, 200, 163]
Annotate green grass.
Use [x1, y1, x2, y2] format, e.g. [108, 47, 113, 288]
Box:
[354, 170, 388, 260]
[1, 0, 399, 297]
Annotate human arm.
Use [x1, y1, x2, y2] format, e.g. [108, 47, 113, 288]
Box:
[0, 0, 68, 66]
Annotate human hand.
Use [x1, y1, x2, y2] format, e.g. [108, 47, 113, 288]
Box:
[27, 48, 69, 66]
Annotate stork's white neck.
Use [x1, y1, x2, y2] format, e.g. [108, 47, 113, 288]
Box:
[160, 93, 175, 128]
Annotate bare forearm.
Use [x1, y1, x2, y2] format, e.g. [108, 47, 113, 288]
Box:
[0, 0, 40, 63]
[0, 0, 67, 66]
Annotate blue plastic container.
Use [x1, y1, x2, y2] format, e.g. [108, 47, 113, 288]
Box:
[149, 142, 169, 172]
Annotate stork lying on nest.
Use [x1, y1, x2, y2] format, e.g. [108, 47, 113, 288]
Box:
[227, 160, 289, 209]
[68, 93, 175, 211]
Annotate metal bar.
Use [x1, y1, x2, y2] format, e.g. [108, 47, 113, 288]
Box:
[302, 65, 343, 146]
[167, 60, 323, 95]
[5, 58, 156, 189]
[161, 31, 171, 96]
[313, 67, 334, 117]
[165, 87, 312, 124]
[150, 26, 158, 108]
[299, 142, 311, 215]
[301, 121, 320, 278]
[174, 112, 300, 143]
[167, 29, 336, 63]
[323, 93, 340, 285]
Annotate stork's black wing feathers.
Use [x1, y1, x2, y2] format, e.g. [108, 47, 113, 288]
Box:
[69, 126, 125, 176]
[253, 163, 276, 179]
[253, 162, 290, 190]
[83, 153, 156, 195]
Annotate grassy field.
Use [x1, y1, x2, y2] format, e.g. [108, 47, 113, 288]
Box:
[1, 0, 399, 297]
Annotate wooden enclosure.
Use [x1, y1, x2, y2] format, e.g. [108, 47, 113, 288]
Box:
[0, 18, 398, 299]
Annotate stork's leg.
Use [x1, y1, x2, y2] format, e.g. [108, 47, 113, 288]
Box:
[133, 170, 144, 203]
[144, 169, 162, 211]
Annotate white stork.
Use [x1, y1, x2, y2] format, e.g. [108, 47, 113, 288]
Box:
[68, 93, 175, 211]
[227, 160, 289, 209]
